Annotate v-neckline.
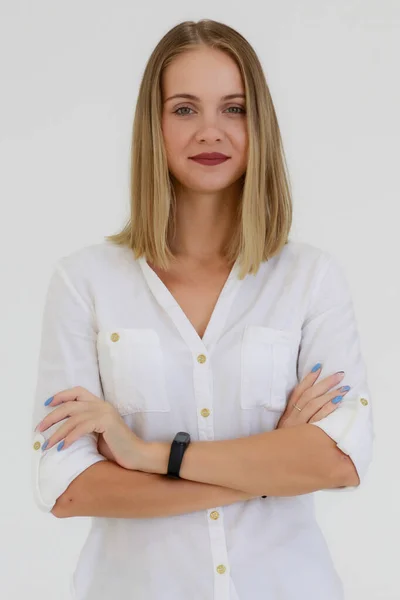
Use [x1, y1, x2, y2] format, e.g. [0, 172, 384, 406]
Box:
[137, 255, 245, 353]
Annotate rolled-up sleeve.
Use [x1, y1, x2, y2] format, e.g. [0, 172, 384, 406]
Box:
[297, 252, 375, 491]
[31, 261, 107, 513]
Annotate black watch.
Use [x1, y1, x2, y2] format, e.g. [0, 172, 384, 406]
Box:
[167, 432, 191, 479]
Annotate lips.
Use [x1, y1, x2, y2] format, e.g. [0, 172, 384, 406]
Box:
[189, 152, 230, 166]
[190, 152, 229, 159]
[190, 157, 229, 166]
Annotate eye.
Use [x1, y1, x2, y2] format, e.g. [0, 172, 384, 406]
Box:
[174, 106, 194, 116]
[226, 106, 246, 114]
[173, 105, 246, 117]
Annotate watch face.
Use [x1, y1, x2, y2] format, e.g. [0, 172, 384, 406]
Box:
[175, 432, 190, 443]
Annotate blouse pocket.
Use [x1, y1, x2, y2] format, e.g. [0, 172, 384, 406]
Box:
[241, 325, 298, 412]
[96, 328, 170, 415]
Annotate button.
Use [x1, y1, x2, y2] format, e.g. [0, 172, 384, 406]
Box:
[197, 354, 207, 364]
[216, 564, 226, 575]
[110, 333, 120, 342]
[360, 397, 368, 406]
[33, 441, 41, 451]
[210, 511, 220, 520]
[200, 408, 211, 418]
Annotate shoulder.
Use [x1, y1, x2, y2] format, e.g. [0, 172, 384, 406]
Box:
[282, 240, 351, 303]
[50, 241, 138, 297]
[55, 241, 135, 276]
[276, 239, 332, 274]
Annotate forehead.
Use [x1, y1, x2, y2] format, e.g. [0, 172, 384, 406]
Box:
[162, 47, 244, 97]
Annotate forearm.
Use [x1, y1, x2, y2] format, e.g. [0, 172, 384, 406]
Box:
[141, 424, 356, 496]
[52, 460, 255, 519]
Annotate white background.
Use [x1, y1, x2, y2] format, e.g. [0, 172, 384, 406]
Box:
[1, 1, 399, 598]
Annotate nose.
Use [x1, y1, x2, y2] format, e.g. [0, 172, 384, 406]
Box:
[196, 128, 223, 144]
[198, 135, 222, 144]
[195, 113, 225, 143]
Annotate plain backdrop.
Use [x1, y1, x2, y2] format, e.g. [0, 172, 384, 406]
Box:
[1, 1, 399, 599]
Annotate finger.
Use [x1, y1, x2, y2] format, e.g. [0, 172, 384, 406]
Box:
[286, 364, 323, 409]
[42, 413, 98, 452]
[37, 400, 83, 432]
[290, 371, 346, 414]
[59, 419, 101, 451]
[44, 386, 96, 408]
[292, 386, 350, 423]
[307, 371, 346, 400]
[302, 385, 350, 417]
[309, 396, 343, 423]
[41, 414, 83, 451]
[37, 386, 100, 431]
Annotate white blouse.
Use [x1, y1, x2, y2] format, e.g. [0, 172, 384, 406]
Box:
[31, 239, 374, 600]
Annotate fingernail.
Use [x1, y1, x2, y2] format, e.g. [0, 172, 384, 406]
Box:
[332, 395, 343, 404]
[340, 385, 351, 392]
[57, 441, 65, 451]
[42, 440, 49, 450]
[311, 363, 322, 372]
[44, 396, 53, 406]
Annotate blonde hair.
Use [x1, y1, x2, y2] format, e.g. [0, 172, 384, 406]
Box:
[105, 19, 293, 278]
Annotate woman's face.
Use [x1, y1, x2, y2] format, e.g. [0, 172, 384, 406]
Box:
[161, 46, 248, 193]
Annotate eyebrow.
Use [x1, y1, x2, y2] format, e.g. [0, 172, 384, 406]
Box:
[164, 93, 246, 103]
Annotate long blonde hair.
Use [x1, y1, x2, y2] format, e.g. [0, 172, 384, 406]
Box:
[105, 19, 293, 278]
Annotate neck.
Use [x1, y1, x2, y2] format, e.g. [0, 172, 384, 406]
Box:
[169, 180, 241, 263]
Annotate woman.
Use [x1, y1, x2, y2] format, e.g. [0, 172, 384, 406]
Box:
[31, 19, 373, 600]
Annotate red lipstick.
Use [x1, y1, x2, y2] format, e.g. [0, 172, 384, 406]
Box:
[189, 152, 230, 166]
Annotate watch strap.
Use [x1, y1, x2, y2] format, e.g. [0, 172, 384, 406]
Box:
[167, 432, 190, 479]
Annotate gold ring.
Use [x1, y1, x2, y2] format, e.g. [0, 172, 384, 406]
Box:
[293, 404, 302, 412]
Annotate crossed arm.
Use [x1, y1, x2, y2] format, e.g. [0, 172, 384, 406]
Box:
[52, 424, 358, 519]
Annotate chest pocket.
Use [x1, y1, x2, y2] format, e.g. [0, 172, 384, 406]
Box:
[241, 325, 299, 412]
[97, 328, 170, 415]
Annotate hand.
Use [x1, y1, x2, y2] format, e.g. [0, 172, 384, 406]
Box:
[98, 432, 117, 462]
[35, 386, 147, 471]
[277, 366, 350, 429]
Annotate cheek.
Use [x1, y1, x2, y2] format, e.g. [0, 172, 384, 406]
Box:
[236, 129, 249, 164]
[161, 129, 187, 175]
[162, 118, 187, 151]
[165, 136, 189, 167]
[232, 122, 248, 149]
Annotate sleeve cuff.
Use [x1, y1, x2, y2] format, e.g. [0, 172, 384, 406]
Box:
[31, 431, 108, 512]
[310, 391, 374, 492]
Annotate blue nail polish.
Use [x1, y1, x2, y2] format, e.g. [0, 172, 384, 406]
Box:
[42, 440, 49, 450]
[57, 441, 65, 451]
[311, 363, 322, 373]
[341, 386, 351, 392]
[44, 396, 53, 406]
[332, 395, 343, 404]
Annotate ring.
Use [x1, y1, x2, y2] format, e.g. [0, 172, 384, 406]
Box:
[293, 404, 302, 412]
